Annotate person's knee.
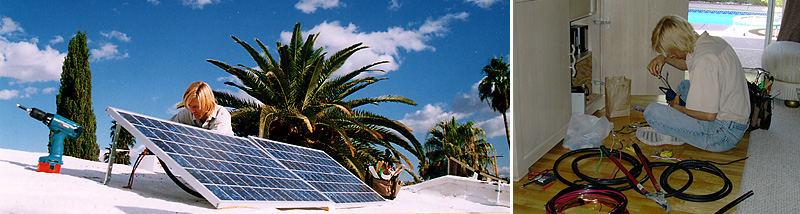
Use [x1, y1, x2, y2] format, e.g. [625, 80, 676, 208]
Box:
[678, 80, 690, 88]
[643, 103, 663, 121]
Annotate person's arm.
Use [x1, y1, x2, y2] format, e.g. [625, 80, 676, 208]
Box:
[664, 56, 687, 71]
[647, 55, 688, 76]
[669, 93, 716, 121]
[169, 108, 192, 124]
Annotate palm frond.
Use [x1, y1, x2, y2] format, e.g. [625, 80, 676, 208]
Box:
[347, 95, 417, 108]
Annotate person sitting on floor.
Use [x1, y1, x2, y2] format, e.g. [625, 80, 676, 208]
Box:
[637, 15, 750, 152]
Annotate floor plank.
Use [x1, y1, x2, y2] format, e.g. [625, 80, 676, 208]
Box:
[513, 95, 750, 214]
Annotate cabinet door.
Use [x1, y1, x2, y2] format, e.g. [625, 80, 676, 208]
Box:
[512, 0, 570, 180]
[598, 0, 688, 95]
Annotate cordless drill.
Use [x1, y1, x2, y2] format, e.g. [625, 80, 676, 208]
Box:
[17, 104, 84, 173]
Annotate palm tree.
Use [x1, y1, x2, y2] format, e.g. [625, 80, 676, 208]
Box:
[207, 23, 425, 182]
[420, 117, 495, 180]
[478, 57, 510, 146]
[105, 120, 136, 165]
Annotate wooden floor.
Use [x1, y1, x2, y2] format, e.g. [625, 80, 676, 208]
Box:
[513, 95, 750, 214]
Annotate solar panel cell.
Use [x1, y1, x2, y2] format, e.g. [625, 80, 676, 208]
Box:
[107, 107, 383, 209]
[247, 137, 385, 204]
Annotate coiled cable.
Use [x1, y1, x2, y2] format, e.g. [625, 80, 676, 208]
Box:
[659, 160, 733, 202]
[554, 148, 646, 192]
[546, 184, 629, 214]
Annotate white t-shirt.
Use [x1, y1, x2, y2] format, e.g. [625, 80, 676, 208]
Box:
[685, 31, 750, 124]
[169, 105, 235, 136]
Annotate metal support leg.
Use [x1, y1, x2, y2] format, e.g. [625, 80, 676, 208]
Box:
[103, 123, 122, 185]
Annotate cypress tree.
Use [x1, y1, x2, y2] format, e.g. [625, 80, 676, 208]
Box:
[56, 31, 98, 161]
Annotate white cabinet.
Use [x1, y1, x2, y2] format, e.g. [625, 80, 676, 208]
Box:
[594, 0, 688, 95]
[570, 0, 595, 21]
[512, 0, 571, 180]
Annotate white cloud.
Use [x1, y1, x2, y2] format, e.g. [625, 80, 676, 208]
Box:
[49, 36, 64, 44]
[0, 89, 19, 100]
[90, 43, 129, 62]
[464, 0, 499, 8]
[388, 0, 401, 10]
[182, 0, 220, 9]
[147, 0, 161, 5]
[295, 0, 341, 13]
[101, 30, 131, 42]
[419, 12, 469, 37]
[216, 75, 242, 85]
[0, 86, 55, 100]
[279, 13, 468, 77]
[448, 80, 508, 139]
[497, 166, 509, 177]
[6, 86, 41, 98]
[476, 115, 506, 138]
[399, 103, 468, 134]
[23, 86, 37, 94]
[0, 17, 23, 35]
[451, 80, 492, 115]
[0, 17, 66, 83]
[42, 87, 56, 94]
[0, 40, 67, 83]
[166, 102, 182, 115]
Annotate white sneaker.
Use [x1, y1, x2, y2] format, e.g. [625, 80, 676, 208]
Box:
[636, 127, 685, 146]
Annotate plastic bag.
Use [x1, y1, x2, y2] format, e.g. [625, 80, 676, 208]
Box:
[563, 113, 613, 150]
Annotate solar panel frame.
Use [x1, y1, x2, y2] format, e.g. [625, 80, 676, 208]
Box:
[247, 137, 386, 206]
[106, 107, 336, 209]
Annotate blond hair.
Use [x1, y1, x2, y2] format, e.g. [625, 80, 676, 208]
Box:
[651, 15, 699, 55]
[181, 81, 217, 120]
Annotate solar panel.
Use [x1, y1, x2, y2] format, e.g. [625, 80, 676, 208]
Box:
[248, 137, 387, 204]
[106, 107, 384, 209]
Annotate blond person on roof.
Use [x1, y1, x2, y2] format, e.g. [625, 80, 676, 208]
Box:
[170, 81, 234, 136]
[638, 15, 750, 152]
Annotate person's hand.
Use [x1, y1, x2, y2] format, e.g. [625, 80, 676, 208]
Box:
[647, 55, 666, 77]
[667, 92, 681, 107]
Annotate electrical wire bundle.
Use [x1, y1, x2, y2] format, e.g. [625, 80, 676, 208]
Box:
[553, 147, 648, 192]
[552, 147, 747, 203]
[545, 184, 629, 214]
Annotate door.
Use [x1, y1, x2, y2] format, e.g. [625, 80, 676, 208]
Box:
[512, 0, 571, 180]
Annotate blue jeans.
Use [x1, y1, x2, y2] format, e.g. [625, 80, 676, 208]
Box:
[643, 80, 748, 152]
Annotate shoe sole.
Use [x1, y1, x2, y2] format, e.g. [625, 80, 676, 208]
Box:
[637, 128, 684, 146]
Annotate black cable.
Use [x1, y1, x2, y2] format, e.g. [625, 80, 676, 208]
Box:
[659, 160, 732, 202]
[553, 148, 645, 192]
[570, 152, 649, 191]
[715, 190, 754, 214]
[554, 147, 738, 203]
[613, 126, 635, 135]
[705, 156, 749, 166]
[649, 162, 694, 198]
[123, 150, 148, 189]
[160, 159, 204, 198]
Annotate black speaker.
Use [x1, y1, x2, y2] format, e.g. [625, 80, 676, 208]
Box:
[570, 25, 588, 55]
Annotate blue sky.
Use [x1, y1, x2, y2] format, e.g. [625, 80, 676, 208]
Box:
[0, 0, 510, 180]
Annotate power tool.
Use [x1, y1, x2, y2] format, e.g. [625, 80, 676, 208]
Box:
[17, 104, 84, 173]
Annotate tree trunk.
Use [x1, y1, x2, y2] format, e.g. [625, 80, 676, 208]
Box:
[502, 112, 510, 146]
